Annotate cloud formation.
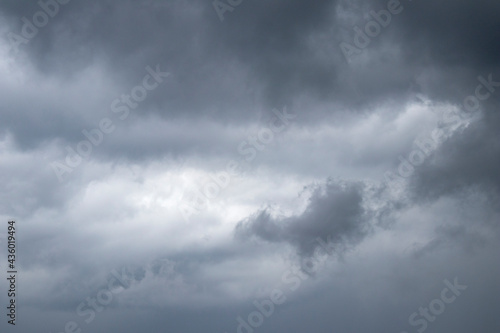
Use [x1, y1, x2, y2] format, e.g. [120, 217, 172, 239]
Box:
[0, 0, 498, 332]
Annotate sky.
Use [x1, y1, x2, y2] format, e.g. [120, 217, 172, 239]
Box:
[0, 0, 499, 332]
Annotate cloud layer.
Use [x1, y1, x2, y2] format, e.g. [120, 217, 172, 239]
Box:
[0, 0, 498, 332]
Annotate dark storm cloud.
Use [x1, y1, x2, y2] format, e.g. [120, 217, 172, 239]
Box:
[0, 0, 405, 137]
[357, 0, 500, 101]
[207, 0, 341, 105]
[370, 0, 500, 68]
[2, 0, 499, 109]
[0, 0, 259, 150]
[235, 180, 371, 257]
[1, 0, 497, 153]
[409, 106, 500, 202]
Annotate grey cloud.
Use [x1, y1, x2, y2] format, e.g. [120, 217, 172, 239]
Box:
[1, 0, 498, 155]
[409, 108, 500, 202]
[235, 180, 371, 257]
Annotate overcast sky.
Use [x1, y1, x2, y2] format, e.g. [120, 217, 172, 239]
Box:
[0, 0, 499, 332]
